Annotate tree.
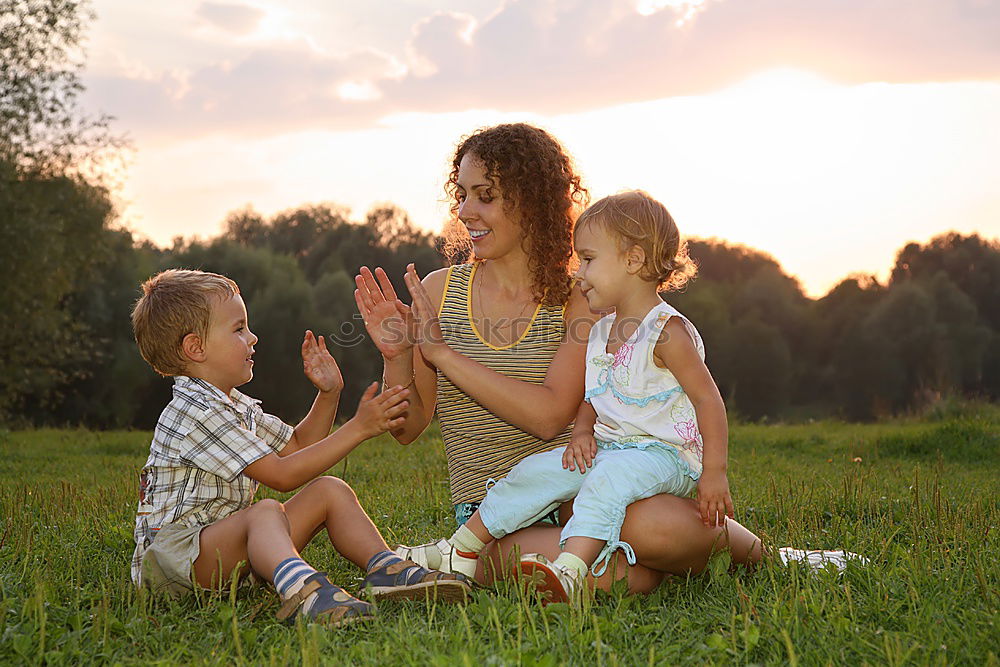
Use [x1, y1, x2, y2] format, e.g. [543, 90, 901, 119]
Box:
[223, 207, 269, 248]
[890, 233, 1000, 399]
[891, 233, 1000, 329]
[0, 0, 129, 422]
[43, 232, 165, 427]
[0, 0, 124, 177]
[366, 204, 432, 249]
[0, 159, 114, 420]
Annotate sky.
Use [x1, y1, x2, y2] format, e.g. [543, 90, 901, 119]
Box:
[82, 0, 1000, 297]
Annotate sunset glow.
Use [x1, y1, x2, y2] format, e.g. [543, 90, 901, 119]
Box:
[84, 1, 1000, 297]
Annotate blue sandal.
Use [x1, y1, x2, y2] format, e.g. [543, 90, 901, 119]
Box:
[361, 556, 472, 602]
[275, 572, 374, 626]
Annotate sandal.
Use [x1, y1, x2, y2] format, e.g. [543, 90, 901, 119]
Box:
[275, 572, 374, 627]
[361, 557, 472, 602]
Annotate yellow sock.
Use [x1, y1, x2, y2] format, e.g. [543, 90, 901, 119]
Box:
[553, 551, 589, 578]
[449, 524, 486, 556]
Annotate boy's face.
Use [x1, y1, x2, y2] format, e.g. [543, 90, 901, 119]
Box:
[199, 294, 257, 395]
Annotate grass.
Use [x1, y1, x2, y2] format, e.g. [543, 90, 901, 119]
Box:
[1, 410, 999, 665]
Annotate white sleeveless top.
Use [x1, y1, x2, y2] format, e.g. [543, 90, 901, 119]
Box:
[584, 301, 705, 480]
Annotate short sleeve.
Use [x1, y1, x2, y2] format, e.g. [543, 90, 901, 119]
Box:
[254, 405, 293, 453]
[181, 407, 275, 482]
[655, 309, 705, 361]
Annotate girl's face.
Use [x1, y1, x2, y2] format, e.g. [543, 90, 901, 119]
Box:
[573, 221, 631, 311]
[456, 152, 524, 261]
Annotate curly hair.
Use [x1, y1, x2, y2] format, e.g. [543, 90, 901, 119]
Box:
[441, 123, 588, 306]
[576, 190, 698, 292]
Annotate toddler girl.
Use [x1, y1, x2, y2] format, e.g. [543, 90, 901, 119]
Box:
[399, 190, 734, 603]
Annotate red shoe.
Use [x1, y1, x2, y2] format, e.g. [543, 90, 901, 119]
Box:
[518, 553, 582, 605]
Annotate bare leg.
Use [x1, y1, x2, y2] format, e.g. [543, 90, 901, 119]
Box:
[562, 536, 604, 566]
[462, 512, 494, 544]
[618, 494, 762, 575]
[282, 476, 390, 569]
[193, 498, 298, 589]
[478, 493, 764, 594]
[477, 525, 665, 594]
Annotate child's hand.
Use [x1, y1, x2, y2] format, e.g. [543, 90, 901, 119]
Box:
[563, 433, 597, 474]
[301, 330, 343, 394]
[697, 470, 734, 527]
[349, 382, 410, 439]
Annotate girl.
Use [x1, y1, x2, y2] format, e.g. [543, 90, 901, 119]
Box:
[396, 190, 733, 603]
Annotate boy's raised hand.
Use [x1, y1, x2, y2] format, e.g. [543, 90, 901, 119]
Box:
[301, 330, 343, 394]
[349, 382, 410, 439]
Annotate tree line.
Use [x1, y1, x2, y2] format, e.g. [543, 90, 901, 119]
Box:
[2, 0, 997, 428]
[1, 176, 997, 427]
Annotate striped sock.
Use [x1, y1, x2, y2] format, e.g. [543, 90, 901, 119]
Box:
[366, 549, 404, 572]
[273, 557, 319, 612]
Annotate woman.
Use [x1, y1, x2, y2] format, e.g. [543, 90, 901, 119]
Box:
[354, 123, 762, 593]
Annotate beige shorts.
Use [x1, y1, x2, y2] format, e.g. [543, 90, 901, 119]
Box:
[140, 522, 204, 597]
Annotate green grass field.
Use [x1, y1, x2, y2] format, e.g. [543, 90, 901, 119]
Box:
[2, 406, 999, 665]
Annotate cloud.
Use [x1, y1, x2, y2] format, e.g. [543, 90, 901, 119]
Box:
[85, 0, 1000, 139]
[86, 44, 399, 136]
[196, 2, 266, 36]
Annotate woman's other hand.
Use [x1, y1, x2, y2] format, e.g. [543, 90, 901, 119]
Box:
[355, 266, 413, 360]
[403, 263, 450, 364]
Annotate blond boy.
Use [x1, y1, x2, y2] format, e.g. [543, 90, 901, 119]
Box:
[131, 269, 469, 626]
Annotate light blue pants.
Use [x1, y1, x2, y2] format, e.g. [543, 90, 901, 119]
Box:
[477, 445, 697, 575]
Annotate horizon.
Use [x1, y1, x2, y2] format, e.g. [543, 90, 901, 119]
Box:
[83, 1, 1000, 298]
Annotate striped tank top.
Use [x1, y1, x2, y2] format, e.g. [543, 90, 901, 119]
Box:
[436, 263, 573, 504]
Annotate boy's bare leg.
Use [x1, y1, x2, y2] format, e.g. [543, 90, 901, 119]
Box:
[194, 498, 299, 589]
[282, 476, 390, 569]
[282, 476, 472, 602]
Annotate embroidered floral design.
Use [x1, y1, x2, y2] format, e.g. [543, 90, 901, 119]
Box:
[611, 342, 633, 388]
[670, 401, 703, 458]
[591, 353, 614, 368]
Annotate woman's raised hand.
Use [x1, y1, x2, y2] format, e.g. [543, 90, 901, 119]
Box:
[403, 263, 449, 364]
[355, 266, 413, 360]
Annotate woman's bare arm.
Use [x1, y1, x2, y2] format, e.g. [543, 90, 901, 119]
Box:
[355, 266, 446, 444]
[405, 264, 598, 440]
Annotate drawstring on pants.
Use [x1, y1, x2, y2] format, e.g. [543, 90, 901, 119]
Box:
[591, 539, 637, 577]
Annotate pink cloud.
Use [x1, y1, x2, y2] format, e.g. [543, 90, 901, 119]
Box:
[84, 0, 1000, 139]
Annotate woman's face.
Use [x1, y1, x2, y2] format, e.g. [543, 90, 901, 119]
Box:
[456, 152, 524, 261]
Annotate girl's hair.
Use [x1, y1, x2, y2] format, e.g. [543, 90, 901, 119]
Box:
[442, 123, 589, 306]
[575, 190, 697, 292]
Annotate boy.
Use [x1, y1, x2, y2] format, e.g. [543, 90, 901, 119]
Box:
[131, 269, 469, 626]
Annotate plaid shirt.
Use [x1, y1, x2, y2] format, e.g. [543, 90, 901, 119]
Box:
[131, 376, 292, 585]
